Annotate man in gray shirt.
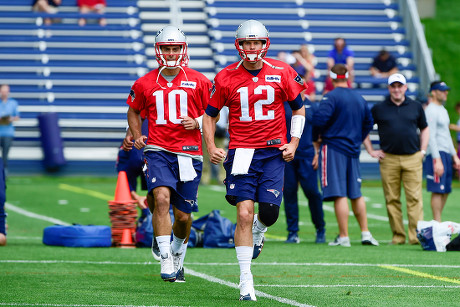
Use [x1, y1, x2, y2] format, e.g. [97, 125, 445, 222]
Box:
[424, 81, 460, 221]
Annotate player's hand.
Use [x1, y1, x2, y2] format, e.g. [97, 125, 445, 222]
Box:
[434, 158, 444, 177]
[134, 135, 147, 150]
[454, 155, 460, 170]
[122, 135, 134, 151]
[180, 116, 198, 130]
[209, 147, 226, 164]
[312, 153, 319, 170]
[280, 142, 297, 162]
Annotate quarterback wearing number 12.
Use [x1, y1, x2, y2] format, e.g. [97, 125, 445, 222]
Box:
[202, 19, 305, 301]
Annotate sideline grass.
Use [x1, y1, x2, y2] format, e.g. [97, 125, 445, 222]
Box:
[1, 176, 460, 306]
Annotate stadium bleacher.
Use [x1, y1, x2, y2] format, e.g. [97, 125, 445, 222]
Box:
[2, 0, 421, 177]
[0, 0, 145, 174]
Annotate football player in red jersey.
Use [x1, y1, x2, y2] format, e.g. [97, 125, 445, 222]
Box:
[127, 25, 212, 283]
[203, 20, 305, 301]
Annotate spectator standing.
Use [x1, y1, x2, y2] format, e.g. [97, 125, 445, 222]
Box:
[32, 0, 61, 25]
[424, 81, 460, 221]
[369, 49, 398, 79]
[327, 37, 354, 84]
[126, 26, 211, 282]
[283, 100, 325, 244]
[307, 64, 378, 247]
[292, 46, 316, 101]
[203, 20, 305, 301]
[364, 73, 429, 245]
[0, 84, 20, 174]
[77, 0, 107, 26]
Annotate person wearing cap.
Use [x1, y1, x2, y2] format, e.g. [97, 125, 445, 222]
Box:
[306, 63, 379, 247]
[364, 73, 429, 245]
[424, 81, 460, 222]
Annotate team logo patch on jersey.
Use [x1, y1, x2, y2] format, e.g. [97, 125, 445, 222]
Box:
[265, 75, 281, 83]
[294, 74, 304, 85]
[267, 189, 280, 197]
[180, 81, 196, 89]
[210, 84, 216, 98]
[129, 89, 135, 102]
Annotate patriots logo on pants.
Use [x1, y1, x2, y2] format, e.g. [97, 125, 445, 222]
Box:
[267, 189, 280, 197]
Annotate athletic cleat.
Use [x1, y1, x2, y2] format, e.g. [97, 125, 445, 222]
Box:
[328, 235, 351, 247]
[285, 232, 300, 244]
[239, 275, 256, 301]
[252, 214, 266, 259]
[160, 253, 176, 282]
[172, 251, 182, 277]
[175, 267, 185, 283]
[151, 237, 161, 262]
[315, 229, 326, 244]
[362, 233, 379, 246]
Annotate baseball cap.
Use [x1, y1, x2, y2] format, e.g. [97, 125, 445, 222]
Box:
[430, 81, 450, 92]
[388, 73, 406, 85]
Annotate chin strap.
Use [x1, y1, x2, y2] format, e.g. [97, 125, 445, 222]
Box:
[156, 65, 189, 89]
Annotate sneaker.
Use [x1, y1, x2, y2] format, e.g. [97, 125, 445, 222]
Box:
[252, 215, 266, 259]
[172, 250, 182, 276]
[160, 253, 176, 282]
[175, 267, 185, 283]
[328, 235, 351, 247]
[151, 237, 160, 262]
[361, 232, 379, 246]
[285, 232, 300, 244]
[239, 275, 256, 301]
[315, 229, 326, 244]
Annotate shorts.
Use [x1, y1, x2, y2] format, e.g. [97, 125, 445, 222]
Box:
[116, 146, 147, 192]
[223, 148, 285, 206]
[143, 151, 201, 213]
[319, 144, 362, 201]
[425, 152, 453, 194]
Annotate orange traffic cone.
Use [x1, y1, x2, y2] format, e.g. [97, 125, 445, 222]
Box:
[110, 171, 135, 204]
[120, 228, 135, 248]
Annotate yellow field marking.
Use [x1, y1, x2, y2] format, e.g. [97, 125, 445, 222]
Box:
[265, 233, 286, 240]
[380, 265, 460, 285]
[59, 183, 113, 201]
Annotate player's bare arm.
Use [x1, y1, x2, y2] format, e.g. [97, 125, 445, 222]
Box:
[280, 105, 305, 162]
[203, 113, 226, 164]
[127, 106, 147, 149]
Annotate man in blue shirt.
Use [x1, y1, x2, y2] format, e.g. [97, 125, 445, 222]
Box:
[283, 100, 325, 244]
[307, 64, 378, 247]
[0, 84, 20, 174]
[327, 38, 354, 84]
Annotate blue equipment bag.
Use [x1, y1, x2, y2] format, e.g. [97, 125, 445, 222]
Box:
[417, 226, 436, 251]
[43, 225, 111, 247]
[202, 210, 236, 248]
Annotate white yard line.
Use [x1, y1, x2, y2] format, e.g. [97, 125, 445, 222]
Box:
[0, 304, 164, 307]
[256, 284, 460, 288]
[5, 203, 70, 226]
[2, 260, 460, 269]
[184, 267, 315, 307]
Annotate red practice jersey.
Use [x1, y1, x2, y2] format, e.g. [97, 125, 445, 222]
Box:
[127, 67, 212, 156]
[209, 58, 304, 149]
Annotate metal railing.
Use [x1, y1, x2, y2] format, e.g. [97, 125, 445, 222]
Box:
[398, 0, 437, 98]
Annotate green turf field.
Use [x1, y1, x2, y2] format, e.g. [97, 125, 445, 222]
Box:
[1, 176, 460, 306]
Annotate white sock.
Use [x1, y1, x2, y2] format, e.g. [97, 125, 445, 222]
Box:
[171, 234, 186, 254]
[156, 235, 171, 258]
[236, 246, 252, 277]
[362, 231, 371, 238]
[179, 242, 188, 268]
[254, 214, 267, 233]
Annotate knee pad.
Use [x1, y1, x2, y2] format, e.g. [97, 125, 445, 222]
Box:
[258, 202, 279, 227]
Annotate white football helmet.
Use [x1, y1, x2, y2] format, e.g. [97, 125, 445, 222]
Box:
[155, 25, 189, 68]
[235, 20, 270, 62]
